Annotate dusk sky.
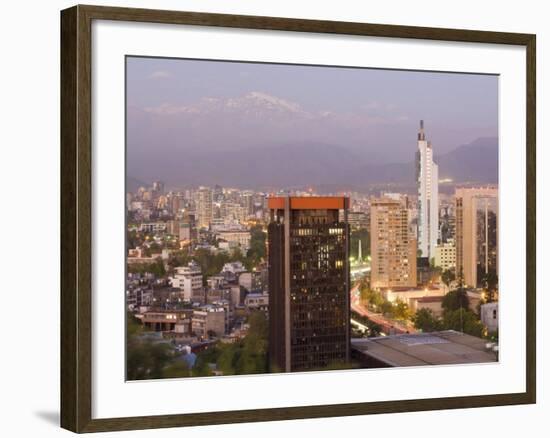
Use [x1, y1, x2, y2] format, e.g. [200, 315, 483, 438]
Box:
[126, 56, 498, 187]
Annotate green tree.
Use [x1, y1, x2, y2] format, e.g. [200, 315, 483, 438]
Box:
[442, 288, 469, 313]
[441, 269, 456, 290]
[202, 311, 269, 376]
[412, 308, 443, 332]
[127, 257, 165, 277]
[380, 300, 394, 317]
[393, 298, 412, 321]
[163, 359, 192, 378]
[442, 309, 485, 338]
[126, 341, 173, 380]
[247, 225, 267, 264]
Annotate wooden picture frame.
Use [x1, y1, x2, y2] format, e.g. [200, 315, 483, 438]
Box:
[61, 4, 536, 433]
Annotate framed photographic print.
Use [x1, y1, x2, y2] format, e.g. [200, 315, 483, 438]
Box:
[60, 4, 536, 433]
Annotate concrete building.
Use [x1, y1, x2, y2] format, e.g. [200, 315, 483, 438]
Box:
[347, 211, 369, 230]
[138, 222, 167, 233]
[409, 296, 445, 317]
[370, 196, 417, 289]
[170, 262, 203, 301]
[480, 302, 499, 334]
[268, 196, 350, 372]
[178, 213, 197, 241]
[126, 288, 153, 310]
[141, 309, 193, 332]
[197, 186, 213, 229]
[230, 285, 245, 307]
[192, 306, 226, 339]
[416, 120, 439, 259]
[244, 292, 269, 311]
[216, 230, 251, 252]
[222, 261, 247, 275]
[455, 187, 498, 287]
[435, 240, 456, 271]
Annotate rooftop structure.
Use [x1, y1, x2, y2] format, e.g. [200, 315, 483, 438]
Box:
[351, 330, 497, 368]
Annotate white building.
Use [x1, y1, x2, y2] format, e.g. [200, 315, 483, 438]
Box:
[416, 120, 439, 260]
[138, 222, 167, 233]
[170, 262, 203, 301]
[480, 302, 499, 334]
[222, 261, 247, 275]
[216, 230, 251, 252]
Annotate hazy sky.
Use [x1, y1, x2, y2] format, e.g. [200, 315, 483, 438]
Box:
[126, 56, 498, 184]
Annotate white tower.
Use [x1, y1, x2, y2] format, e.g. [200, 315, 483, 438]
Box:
[416, 120, 439, 260]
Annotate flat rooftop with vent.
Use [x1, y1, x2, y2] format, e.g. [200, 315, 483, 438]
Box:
[351, 331, 498, 368]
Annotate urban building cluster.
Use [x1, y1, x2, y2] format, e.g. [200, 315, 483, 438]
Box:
[126, 120, 499, 377]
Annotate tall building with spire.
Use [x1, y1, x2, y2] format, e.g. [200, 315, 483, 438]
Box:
[416, 120, 439, 260]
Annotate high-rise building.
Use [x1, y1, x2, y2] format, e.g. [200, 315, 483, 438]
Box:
[455, 187, 498, 288]
[179, 213, 197, 241]
[152, 180, 165, 196]
[197, 186, 213, 229]
[370, 196, 417, 289]
[267, 197, 350, 373]
[416, 120, 439, 259]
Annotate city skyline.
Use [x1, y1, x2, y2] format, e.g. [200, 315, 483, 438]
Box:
[125, 59, 500, 380]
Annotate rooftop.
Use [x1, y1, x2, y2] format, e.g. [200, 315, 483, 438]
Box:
[268, 196, 348, 210]
[351, 330, 497, 367]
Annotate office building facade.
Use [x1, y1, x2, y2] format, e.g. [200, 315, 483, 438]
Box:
[268, 197, 350, 373]
[455, 187, 498, 288]
[370, 196, 417, 289]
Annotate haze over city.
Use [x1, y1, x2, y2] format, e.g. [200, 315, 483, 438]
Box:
[126, 57, 498, 190]
[126, 57, 500, 379]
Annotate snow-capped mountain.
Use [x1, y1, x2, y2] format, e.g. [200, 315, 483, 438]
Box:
[144, 91, 312, 119]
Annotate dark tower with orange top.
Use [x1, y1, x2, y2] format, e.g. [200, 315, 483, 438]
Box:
[267, 196, 350, 372]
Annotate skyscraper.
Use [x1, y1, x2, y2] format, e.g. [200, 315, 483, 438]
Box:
[455, 187, 498, 288]
[416, 120, 439, 260]
[197, 186, 213, 229]
[370, 196, 417, 289]
[267, 197, 350, 373]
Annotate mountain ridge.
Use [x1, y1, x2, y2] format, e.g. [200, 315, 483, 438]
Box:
[127, 137, 498, 191]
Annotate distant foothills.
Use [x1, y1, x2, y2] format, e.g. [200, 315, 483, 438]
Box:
[127, 136, 497, 194]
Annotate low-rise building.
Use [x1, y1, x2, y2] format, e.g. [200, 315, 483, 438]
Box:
[141, 309, 193, 332]
[244, 292, 269, 311]
[222, 261, 247, 275]
[409, 296, 444, 317]
[216, 230, 251, 252]
[192, 306, 226, 339]
[480, 302, 499, 334]
[126, 288, 153, 310]
[170, 262, 203, 301]
[351, 331, 498, 368]
[138, 222, 167, 233]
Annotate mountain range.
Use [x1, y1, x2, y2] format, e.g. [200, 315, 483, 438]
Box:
[127, 136, 498, 192]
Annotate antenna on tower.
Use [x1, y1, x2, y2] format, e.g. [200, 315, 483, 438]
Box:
[418, 119, 426, 141]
